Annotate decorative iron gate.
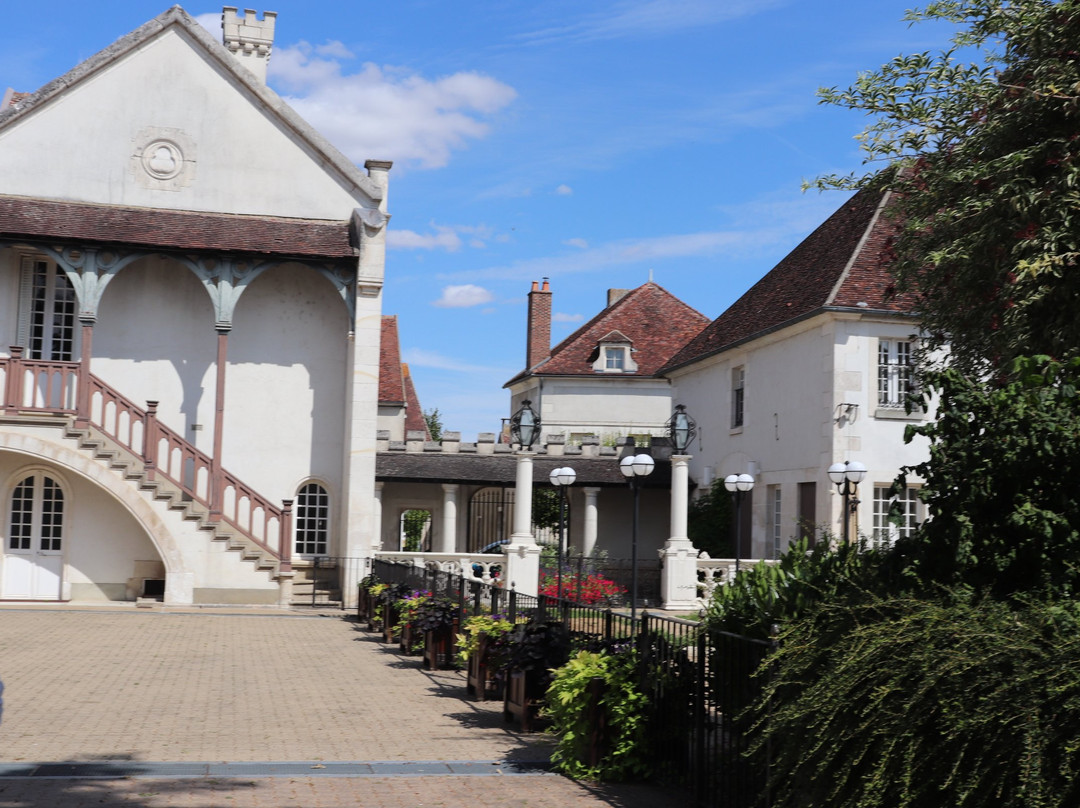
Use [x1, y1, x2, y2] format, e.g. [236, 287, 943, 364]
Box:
[467, 487, 514, 553]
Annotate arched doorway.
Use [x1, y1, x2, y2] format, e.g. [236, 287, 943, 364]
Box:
[1, 469, 66, 599]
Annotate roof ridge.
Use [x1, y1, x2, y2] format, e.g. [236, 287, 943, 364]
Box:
[824, 191, 893, 307]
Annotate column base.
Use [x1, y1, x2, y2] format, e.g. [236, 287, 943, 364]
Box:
[502, 538, 541, 597]
[658, 540, 701, 611]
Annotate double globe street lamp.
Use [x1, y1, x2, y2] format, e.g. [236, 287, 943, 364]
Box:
[827, 460, 868, 544]
[724, 473, 755, 574]
[620, 450, 655, 623]
[549, 466, 576, 601]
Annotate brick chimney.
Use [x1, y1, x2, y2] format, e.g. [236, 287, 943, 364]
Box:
[221, 7, 277, 84]
[526, 279, 552, 369]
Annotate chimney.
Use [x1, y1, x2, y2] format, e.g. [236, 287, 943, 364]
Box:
[221, 7, 277, 84]
[607, 288, 631, 307]
[526, 279, 552, 370]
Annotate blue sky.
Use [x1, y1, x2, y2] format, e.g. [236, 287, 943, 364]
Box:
[0, 2, 959, 439]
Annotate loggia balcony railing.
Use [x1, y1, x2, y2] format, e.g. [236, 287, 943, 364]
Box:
[0, 348, 292, 571]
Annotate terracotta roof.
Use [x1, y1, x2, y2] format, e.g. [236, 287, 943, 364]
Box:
[402, 363, 432, 440]
[379, 316, 405, 405]
[662, 189, 918, 372]
[0, 195, 355, 259]
[507, 282, 710, 385]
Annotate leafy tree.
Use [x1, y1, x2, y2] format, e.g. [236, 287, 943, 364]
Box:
[890, 355, 1080, 597]
[687, 480, 733, 557]
[422, 407, 443, 441]
[531, 486, 561, 531]
[813, 0, 1080, 374]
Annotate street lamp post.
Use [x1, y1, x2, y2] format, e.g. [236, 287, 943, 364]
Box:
[549, 466, 576, 602]
[724, 473, 755, 574]
[827, 460, 868, 544]
[620, 450, 655, 622]
[509, 399, 540, 449]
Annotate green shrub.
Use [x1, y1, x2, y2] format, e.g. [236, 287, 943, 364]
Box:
[755, 594, 1080, 808]
[546, 649, 651, 782]
[704, 535, 877, 639]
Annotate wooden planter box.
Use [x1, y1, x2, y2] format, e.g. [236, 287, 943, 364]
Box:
[423, 619, 460, 671]
[357, 586, 374, 623]
[466, 635, 503, 701]
[503, 668, 544, 732]
[383, 600, 401, 644]
[399, 621, 418, 655]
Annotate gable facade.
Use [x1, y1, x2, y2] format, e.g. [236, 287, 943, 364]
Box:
[0, 7, 389, 605]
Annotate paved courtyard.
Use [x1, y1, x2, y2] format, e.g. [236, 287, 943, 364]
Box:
[0, 605, 674, 807]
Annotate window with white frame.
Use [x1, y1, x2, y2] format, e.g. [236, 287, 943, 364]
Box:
[768, 485, 783, 559]
[731, 366, 745, 428]
[294, 482, 330, 556]
[19, 256, 77, 361]
[872, 486, 919, 549]
[878, 339, 914, 408]
[605, 346, 626, 370]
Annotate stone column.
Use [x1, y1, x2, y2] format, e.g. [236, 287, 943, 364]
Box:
[659, 455, 700, 610]
[582, 487, 600, 557]
[440, 484, 459, 553]
[209, 328, 229, 521]
[372, 481, 384, 551]
[503, 451, 541, 596]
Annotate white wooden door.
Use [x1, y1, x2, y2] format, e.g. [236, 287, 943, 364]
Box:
[1, 473, 64, 600]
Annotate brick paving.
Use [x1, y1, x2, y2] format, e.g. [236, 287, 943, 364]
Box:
[0, 606, 675, 807]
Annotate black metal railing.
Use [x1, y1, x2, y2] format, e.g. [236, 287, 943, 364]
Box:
[364, 557, 775, 807]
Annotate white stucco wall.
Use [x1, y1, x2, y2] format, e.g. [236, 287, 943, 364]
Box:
[0, 27, 371, 219]
[670, 312, 930, 558]
[508, 376, 675, 445]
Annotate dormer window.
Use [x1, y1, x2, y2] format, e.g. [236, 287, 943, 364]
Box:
[591, 330, 637, 373]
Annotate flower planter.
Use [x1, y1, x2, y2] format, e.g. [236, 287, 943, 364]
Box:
[423, 618, 459, 670]
[383, 600, 401, 644]
[503, 668, 544, 732]
[466, 635, 503, 700]
[399, 622, 418, 655]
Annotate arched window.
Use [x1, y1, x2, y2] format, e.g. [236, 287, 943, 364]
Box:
[294, 482, 329, 556]
[3, 471, 65, 599]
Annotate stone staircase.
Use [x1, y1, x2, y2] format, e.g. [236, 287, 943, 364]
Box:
[48, 414, 284, 579]
[290, 562, 343, 608]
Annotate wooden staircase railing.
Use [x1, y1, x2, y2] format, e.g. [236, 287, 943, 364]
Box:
[0, 348, 292, 572]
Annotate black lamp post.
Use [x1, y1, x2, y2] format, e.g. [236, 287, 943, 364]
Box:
[666, 404, 697, 453]
[827, 460, 868, 544]
[549, 466, 576, 601]
[724, 473, 755, 574]
[509, 399, 540, 449]
[619, 450, 655, 622]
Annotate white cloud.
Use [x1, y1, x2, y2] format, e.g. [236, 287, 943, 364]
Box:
[389, 227, 462, 251]
[433, 284, 495, 308]
[269, 44, 517, 169]
[443, 191, 844, 282]
[401, 348, 492, 374]
[193, 13, 220, 38]
[553, 312, 585, 323]
[564, 238, 589, 249]
[389, 222, 495, 252]
[517, 0, 787, 45]
[555, 184, 573, 195]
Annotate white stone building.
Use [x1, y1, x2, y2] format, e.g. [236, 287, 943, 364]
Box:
[661, 189, 930, 559]
[0, 7, 389, 605]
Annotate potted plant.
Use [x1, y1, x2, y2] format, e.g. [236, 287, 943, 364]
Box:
[415, 597, 460, 670]
[500, 620, 571, 731]
[357, 575, 380, 623]
[394, 589, 431, 654]
[381, 582, 412, 643]
[367, 582, 390, 632]
[457, 614, 515, 699]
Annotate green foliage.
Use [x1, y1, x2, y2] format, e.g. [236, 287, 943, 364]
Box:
[891, 355, 1080, 597]
[423, 407, 443, 442]
[546, 649, 651, 782]
[495, 620, 572, 697]
[687, 480, 733, 557]
[755, 594, 1080, 808]
[531, 487, 561, 531]
[413, 597, 458, 634]
[812, 0, 1080, 374]
[454, 614, 516, 667]
[401, 509, 429, 552]
[704, 536, 878, 640]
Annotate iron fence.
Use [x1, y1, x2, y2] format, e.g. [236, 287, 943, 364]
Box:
[365, 556, 774, 807]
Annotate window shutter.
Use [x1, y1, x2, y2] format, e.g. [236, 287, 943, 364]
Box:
[15, 257, 34, 350]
